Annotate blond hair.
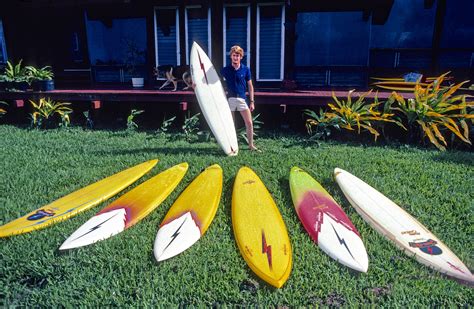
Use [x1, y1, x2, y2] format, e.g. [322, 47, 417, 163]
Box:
[229, 45, 244, 58]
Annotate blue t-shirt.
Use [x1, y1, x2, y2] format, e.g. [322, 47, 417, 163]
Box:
[221, 64, 251, 100]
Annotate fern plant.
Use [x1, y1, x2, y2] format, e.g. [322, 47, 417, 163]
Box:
[390, 72, 473, 150]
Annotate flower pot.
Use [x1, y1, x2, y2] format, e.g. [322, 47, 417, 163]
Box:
[12, 81, 29, 91]
[33, 80, 55, 91]
[132, 77, 144, 88]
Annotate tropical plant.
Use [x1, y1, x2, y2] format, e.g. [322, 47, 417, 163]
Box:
[0, 101, 7, 117]
[238, 113, 263, 144]
[30, 98, 72, 128]
[305, 90, 405, 141]
[59, 113, 71, 128]
[123, 39, 146, 77]
[182, 112, 201, 140]
[158, 115, 176, 133]
[303, 109, 339, 141]
[126, 109, 144, 131]
[2, 60, 30, 83]
[390, 72, 473, 151]
[83, 111, 94, 129]
[26, 65, 54, 81]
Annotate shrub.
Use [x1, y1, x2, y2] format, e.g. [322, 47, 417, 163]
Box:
[390, 72, 473, 151]
[305, 90, 405, 141]
[30, 98, 72, 128]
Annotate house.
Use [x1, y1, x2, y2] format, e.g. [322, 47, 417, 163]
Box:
[1, 0, 472, 89]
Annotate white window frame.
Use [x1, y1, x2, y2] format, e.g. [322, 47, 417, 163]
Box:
[0, 20, 7, 63]
[185, 5, 211, 64]
[223, 4, 251, 68]
[256, 3, 285, 81]
[154, 6, 180, 78]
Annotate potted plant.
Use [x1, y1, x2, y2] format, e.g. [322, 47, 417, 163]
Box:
[124, 39, 146, 87]
[1, 60, 30, 91]
[26, 65, 55, 91]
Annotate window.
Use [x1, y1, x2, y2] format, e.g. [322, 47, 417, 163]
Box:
[295, 12, 370, 67]
[370, 0, 436, 69]
[85, 12, 147, 82]
[185, 6, 211, 64]
[223, 4, 250, 67]
[294, 12, 370, 87]
[257, 4, 284, 81]
[0, 20, 7, 63]
[85, 13, 147, 66]
[155, 7, 180, 67]
[370, 0, 436, 49]
[439, 0, 474, 69]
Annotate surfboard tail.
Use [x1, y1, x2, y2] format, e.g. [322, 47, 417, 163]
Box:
[154, 212, 201, 262]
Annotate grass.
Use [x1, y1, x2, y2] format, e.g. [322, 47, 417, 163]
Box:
[0, 125, 472, 307]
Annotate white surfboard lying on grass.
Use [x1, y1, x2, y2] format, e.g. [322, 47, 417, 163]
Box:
[334, 168, 473, 283]
[190, 42, 238, 156]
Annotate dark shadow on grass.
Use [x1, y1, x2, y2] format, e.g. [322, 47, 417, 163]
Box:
[92, 146, 223, 157]
[430, 151, 474, 166]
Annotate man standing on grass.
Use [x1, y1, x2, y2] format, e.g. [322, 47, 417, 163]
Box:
[221, 45, 259, 152]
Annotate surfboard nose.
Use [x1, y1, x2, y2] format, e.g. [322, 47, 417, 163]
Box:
[334, 168, 345, 177]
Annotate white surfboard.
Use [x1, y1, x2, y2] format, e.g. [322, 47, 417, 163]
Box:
[190, 42, 238, 156]
[334, 168, 474, 283]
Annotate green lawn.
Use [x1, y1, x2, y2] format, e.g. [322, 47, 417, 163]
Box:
[0, 125, 472, 307]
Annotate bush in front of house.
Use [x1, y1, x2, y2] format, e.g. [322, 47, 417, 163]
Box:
[304, 73, 473, 151]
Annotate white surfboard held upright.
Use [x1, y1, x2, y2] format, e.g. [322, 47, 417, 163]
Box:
[334, 168, 473, 283]
[190, 42, 238, 156]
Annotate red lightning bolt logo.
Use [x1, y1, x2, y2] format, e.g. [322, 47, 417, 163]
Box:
[261, 230, 273, 270]
[197, 51, 209, 85]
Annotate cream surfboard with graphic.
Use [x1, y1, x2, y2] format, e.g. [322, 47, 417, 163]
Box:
[334, 168, 473, 283]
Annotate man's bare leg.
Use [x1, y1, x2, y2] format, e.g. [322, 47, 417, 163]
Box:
[239, 109, 258, 151]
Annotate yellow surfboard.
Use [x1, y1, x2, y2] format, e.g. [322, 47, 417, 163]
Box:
[0, 159, 158, 238]
[232, 167, 292, 288]
[154, 164, 222, 261]
[60, 163, 188, 250]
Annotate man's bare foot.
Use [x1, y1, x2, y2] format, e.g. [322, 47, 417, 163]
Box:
[249, 146, 261, 152]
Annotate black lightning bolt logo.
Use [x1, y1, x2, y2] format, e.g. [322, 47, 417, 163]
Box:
[197, 51, 209, 84]
[72, 211, 122, 241]
[163, 216, 188, 252]
[330, 223, 355, 260]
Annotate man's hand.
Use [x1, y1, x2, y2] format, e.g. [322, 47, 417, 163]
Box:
[249, 101, 255, 112]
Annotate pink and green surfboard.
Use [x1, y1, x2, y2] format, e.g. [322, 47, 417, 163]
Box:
[289, 167, 368, 272]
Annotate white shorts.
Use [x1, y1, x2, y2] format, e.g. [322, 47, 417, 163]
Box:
[228, 97, 249, 112]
